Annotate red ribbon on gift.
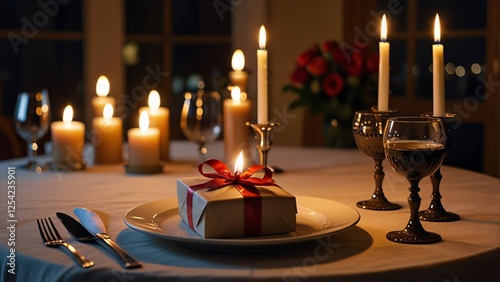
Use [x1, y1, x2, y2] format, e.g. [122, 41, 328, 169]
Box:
[186, 159, 279, 236]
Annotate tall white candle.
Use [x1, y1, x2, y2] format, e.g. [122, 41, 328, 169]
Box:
[223, 86, 252, 164]
[378, 14, 390, 111]
[139, 90, 170, 162]
[92, 75, 115, 117]
[127, 111, 160, 168]
[51, 105, 85, 168]
[433, 14, 445, 117]
[229, 49, 249, 93]
[257, 25, 268, 124]
[92, 103, 123, 164]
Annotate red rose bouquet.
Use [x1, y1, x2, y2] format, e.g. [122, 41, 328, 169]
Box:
[283, 40, 379, 147]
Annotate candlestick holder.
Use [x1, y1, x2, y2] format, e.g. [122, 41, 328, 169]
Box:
[246, 122, 283, 173]
[352, 109, 401, 210]
[419, 113, 460, 222]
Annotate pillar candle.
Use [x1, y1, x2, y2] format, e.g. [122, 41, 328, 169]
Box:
[257, 25, 268, 124]
[378, 14, 390, 111]
[223, 86, 252, 164]
[92, 103, 123, 164]
[139, 90, 170, 162]
[229, 49, 249, 93]
[433, 14, 445, 117]
[127, 111, 160, 168]
[51, 105, 85, 168]
[92, 75, 115, 117]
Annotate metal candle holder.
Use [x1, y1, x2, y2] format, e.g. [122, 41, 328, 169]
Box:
[419, 112, 460, 222]
[246, 122, 283, 173]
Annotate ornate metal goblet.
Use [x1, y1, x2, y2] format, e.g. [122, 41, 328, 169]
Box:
[352, 110, 401, 210]
[246, 122, 284, 173]
[418, 113, 460, 222]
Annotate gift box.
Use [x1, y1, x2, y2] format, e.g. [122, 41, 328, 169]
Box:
[176, 160, 297, 239]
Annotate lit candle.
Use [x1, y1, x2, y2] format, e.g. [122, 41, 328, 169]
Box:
[433, 14, 445, 117]
[92, 75, 115, 117]
[229, 49, 249, 93]
[51, 105, 85, 168]
[223, 86, 252, 164]
[127, 111, 160, 168]
[378, 14, 390, 111]
[92, 103, 123, 164]
[139, 90, 170, 162]
[257, 25, 268, 124]
[234, 151, 244, 175]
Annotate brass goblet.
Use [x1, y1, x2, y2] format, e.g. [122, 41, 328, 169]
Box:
[352, 110, 401, 210]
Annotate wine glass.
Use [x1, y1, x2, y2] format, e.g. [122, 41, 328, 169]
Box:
[13, 89, 51, 171]
[180, 90, 222, 162]
[352, 110, 401, 210]
[383, 116, 446, 244]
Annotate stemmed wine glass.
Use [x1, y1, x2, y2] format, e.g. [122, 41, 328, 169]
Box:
[180, 90, 222, 162]
[383, 116, 446, 244]
[13, 89, 51, 171]
[352, 110, 401, 210]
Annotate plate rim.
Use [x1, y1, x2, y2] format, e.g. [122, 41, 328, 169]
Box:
[124, 195, 360, 247]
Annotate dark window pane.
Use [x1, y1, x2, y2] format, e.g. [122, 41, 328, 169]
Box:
[125, 0, 163, 34]
[0, 40, 83, 121]
[389, 40, 407, 96]
[416, 0, 487, 31]
[0, 0, 83, 31]
[377, 0, 408, 32]
[173, 0, 231, 35]
[415, 38, 486, 100]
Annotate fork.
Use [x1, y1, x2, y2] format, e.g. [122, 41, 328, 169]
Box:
[37, 217, 94, 268]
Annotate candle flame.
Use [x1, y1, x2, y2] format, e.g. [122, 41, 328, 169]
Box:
[381, 14, 387, 41]
[234, 151, 244, 175]
[231, 49, 245, 71]
[231, 86, 241, 105]
[63, 105, 73, 123]
[139, 111, 149, 130]
[103, 103, 113, 120]
[148, 90, 161, 110]
[96, 75, 110, 97]
[259, 25, 266, 49]
[434, 14, 441, 43]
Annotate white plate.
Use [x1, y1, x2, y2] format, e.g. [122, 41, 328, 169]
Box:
[124, 196, 360, 252]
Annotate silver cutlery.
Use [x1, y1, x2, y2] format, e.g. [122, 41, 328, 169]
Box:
[36, 217, 94, 268]
[56, 211, 142, 269]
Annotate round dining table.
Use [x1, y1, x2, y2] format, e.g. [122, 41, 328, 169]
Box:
[0, 141, 499, 282]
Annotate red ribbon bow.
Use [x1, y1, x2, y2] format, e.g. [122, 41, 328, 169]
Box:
[186, 159, 279, 236]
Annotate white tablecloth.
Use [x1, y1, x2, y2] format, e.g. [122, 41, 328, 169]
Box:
[1, 141, 499, 281]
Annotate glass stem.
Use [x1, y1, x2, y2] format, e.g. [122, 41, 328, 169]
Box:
[27, 136, 37, 165]
[372, 158, 385, 198]
[407, 179, 423, 232]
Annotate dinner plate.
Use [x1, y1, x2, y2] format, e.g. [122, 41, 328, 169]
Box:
[124, 196, 360, 252]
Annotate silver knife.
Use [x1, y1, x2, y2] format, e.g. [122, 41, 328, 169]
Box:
[73, 207, 142, 269]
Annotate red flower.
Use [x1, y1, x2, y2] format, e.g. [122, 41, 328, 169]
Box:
[297, 44, 320, 67]
[306, 56, 328, 76]
[322, 73, 344, 97]
[342, 52, 363, 76]
[365, 53, 379, 74]
[322, 40, 347, 66]
[290, 67, 310, 86]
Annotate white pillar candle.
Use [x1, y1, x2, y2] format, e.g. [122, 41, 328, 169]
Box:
[92, 103, 123, 164]
[139, 90, 170, 162]
[127, 111, 160, 168]
[257, 25, 268, 124]
[433, 14, 445, 117]
[51, 105, 85, 168]
[229, 49, 249, 93]
[223, 86, 252, 164]
[92, 75, 115, 117]
[378, 14, 390, 111]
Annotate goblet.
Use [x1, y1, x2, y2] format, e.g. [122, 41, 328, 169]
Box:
[352, 110, 401, 210]
[180, 90, 222, 162]
[383, 116, 446, 244]
[418, 113, 460, 222]
[13, 89, 51, 171]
